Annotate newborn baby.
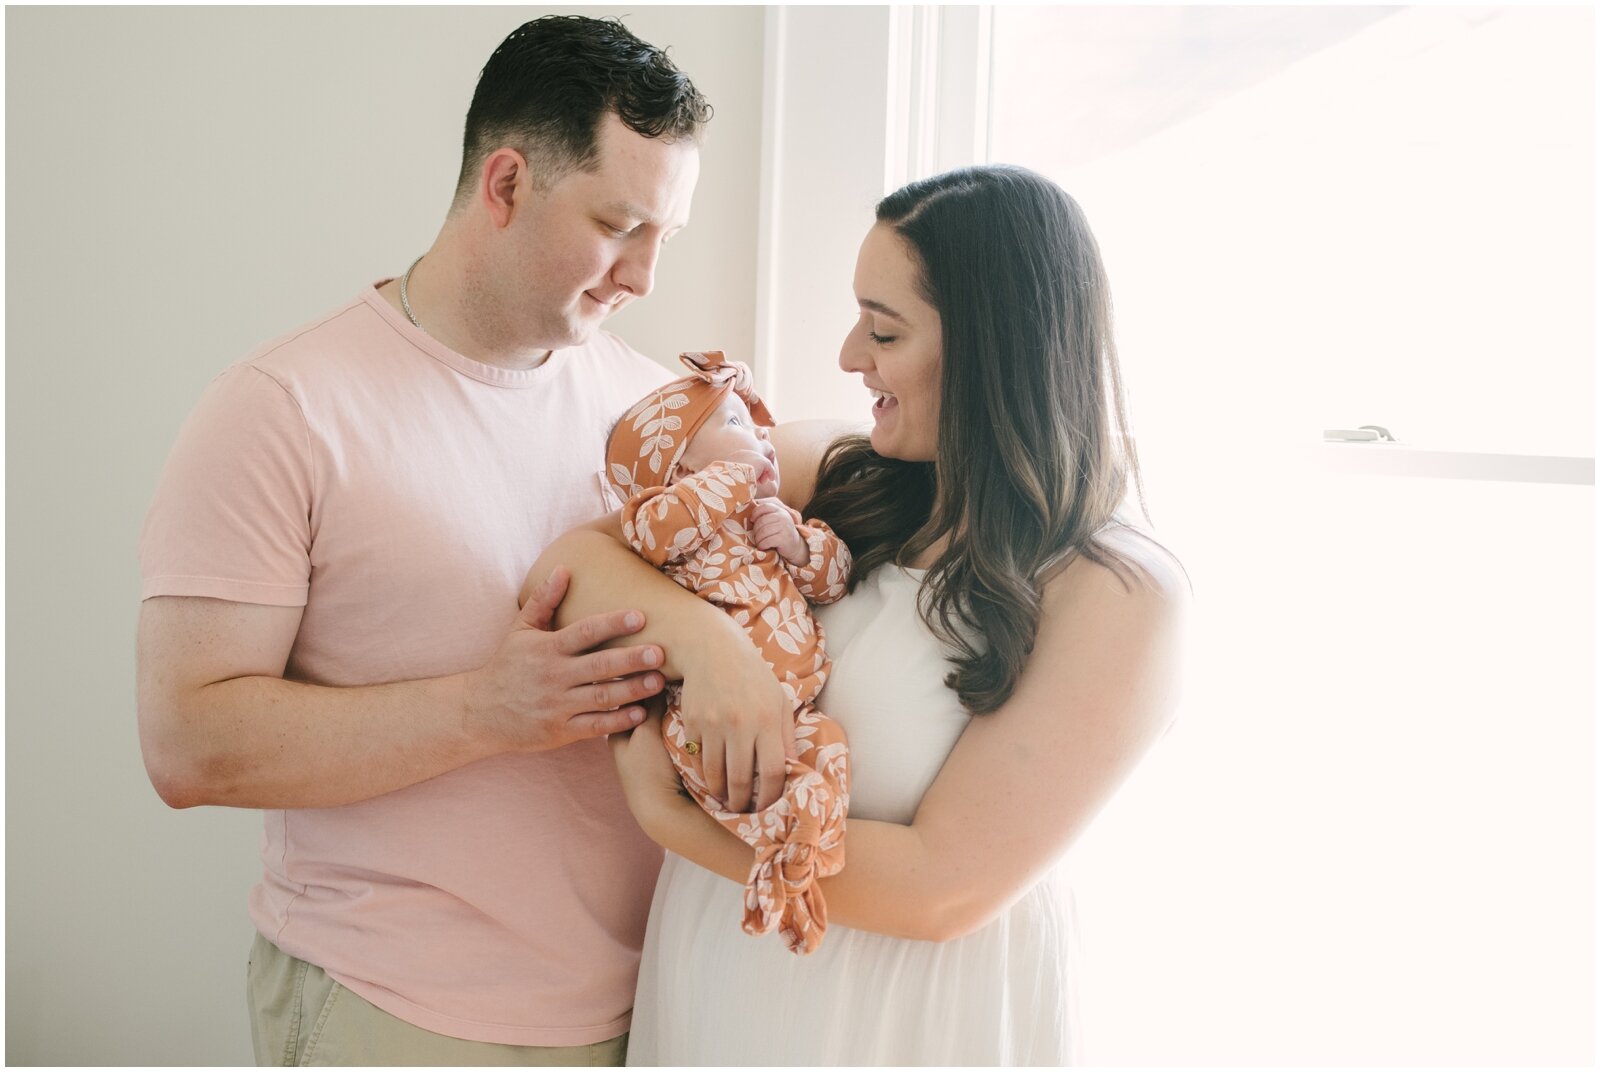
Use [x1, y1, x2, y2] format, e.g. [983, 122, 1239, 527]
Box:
[605, 351, 851, 955]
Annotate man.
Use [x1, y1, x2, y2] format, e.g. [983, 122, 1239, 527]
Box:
[137, 16, 774, 1065]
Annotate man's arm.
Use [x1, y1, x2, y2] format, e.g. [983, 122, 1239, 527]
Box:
[136, 569, 664, 810]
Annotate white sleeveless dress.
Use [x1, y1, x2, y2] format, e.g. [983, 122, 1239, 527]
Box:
[627, 565, 1081, 1066]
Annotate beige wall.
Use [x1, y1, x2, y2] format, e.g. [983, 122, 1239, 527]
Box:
[3, 6, 764, 1064]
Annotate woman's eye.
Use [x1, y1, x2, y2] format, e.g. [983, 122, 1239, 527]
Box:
[867, 331, 896, 345]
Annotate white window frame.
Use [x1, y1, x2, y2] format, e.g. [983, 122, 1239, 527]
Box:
[756, 5, 1592, 488]
[753, 5, 992, 425]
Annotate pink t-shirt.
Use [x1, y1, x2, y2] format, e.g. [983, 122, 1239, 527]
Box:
[139, 285, 672, 1046]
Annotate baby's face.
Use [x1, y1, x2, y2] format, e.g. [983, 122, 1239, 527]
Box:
[678, 394, 780, 498]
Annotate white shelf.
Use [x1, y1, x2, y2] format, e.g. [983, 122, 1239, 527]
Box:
[1312, 442, 1594, 486]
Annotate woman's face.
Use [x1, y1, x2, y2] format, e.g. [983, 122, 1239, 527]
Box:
[839, 224, 943, 463]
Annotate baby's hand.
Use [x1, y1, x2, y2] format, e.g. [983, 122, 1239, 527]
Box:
[751, 498, 807, 566]
[724, 449, 772, 484]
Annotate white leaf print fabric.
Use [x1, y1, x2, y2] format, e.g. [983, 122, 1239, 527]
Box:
[622, 459, 853, 953]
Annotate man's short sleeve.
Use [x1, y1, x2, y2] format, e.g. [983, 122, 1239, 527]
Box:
[139, 364, 315, 607]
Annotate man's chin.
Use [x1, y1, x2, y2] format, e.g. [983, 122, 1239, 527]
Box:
[559, 303, 619, 347]
[549, 317, 600, 350]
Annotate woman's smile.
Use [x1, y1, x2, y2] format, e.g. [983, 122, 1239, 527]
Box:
[840, 224, 944, 462]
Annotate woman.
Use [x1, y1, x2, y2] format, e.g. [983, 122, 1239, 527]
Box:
[540, 165, 1186, 1065]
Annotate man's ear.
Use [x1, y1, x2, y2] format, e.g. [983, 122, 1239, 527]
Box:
[479, 148, 529, 229]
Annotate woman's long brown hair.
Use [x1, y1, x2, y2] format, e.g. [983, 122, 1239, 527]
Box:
[806, 165, 1147, 715]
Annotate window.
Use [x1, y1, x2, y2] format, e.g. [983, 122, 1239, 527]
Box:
[990, 5, 1594, 466]
[754, 13, 1593, 1056]
[986, 7, 1594, 1064]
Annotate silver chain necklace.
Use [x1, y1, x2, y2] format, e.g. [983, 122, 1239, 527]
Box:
[399, 255, 424, 328]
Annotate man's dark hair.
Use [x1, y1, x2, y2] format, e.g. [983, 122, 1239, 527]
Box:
[453, 15, 712, 206]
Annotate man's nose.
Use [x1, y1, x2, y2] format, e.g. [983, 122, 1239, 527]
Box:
[613, 240, 661, 299]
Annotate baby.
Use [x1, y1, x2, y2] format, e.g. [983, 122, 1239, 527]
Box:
[605, 351, 851, 955]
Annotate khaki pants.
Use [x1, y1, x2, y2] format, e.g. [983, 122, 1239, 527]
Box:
[246, 932, 628, 1066]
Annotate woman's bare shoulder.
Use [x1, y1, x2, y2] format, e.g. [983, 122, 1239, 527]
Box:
[770, 418, 866, 509]
[1045, 523, 1191, 621]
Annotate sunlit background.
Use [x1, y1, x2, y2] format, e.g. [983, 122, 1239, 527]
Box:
[986, 6, 1594, 1064]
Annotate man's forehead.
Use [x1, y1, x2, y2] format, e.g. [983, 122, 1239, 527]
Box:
[597, 197, 662, 223]
[563, 165, 696, 228]
[575, 119, 699, 222]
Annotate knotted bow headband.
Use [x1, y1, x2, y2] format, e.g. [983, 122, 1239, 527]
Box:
[604, 351, 775, 505]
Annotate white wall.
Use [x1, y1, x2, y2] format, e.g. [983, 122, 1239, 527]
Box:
[753, 5, 990, 426]
[754, 5, 896, 421]
[3, 6, 764, 1064]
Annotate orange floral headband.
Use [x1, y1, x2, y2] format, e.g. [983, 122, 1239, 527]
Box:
[605, 351, 775, 505]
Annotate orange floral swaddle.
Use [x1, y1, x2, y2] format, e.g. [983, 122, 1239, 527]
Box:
[606, 352, 852, 954]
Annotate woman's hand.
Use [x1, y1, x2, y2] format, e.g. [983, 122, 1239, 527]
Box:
[608, 709, 682, 831]
[611, 709, 762, 884]
[531, 527, 789, 809]
[676, 639, 794, 813]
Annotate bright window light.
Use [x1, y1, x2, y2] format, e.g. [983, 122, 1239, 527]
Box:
[989, 7, 1595, 1065]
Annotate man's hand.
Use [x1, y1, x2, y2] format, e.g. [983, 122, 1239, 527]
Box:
[524, 527, 792, 812]
[463, 567, 666, 751]
[751, 498, 807, 565]
[677, 637, 793, 813]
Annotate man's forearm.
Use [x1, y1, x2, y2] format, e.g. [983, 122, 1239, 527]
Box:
[144, 671, 491, 809]
[141, 562, 665, 812]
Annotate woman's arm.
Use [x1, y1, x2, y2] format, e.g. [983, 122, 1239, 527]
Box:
[612, 533, 1188, 942]
[522, 418, 857, 811]
[769, 418, 862, 510]
[524, 418, 855, 618]
[530, 527, 787, 812]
